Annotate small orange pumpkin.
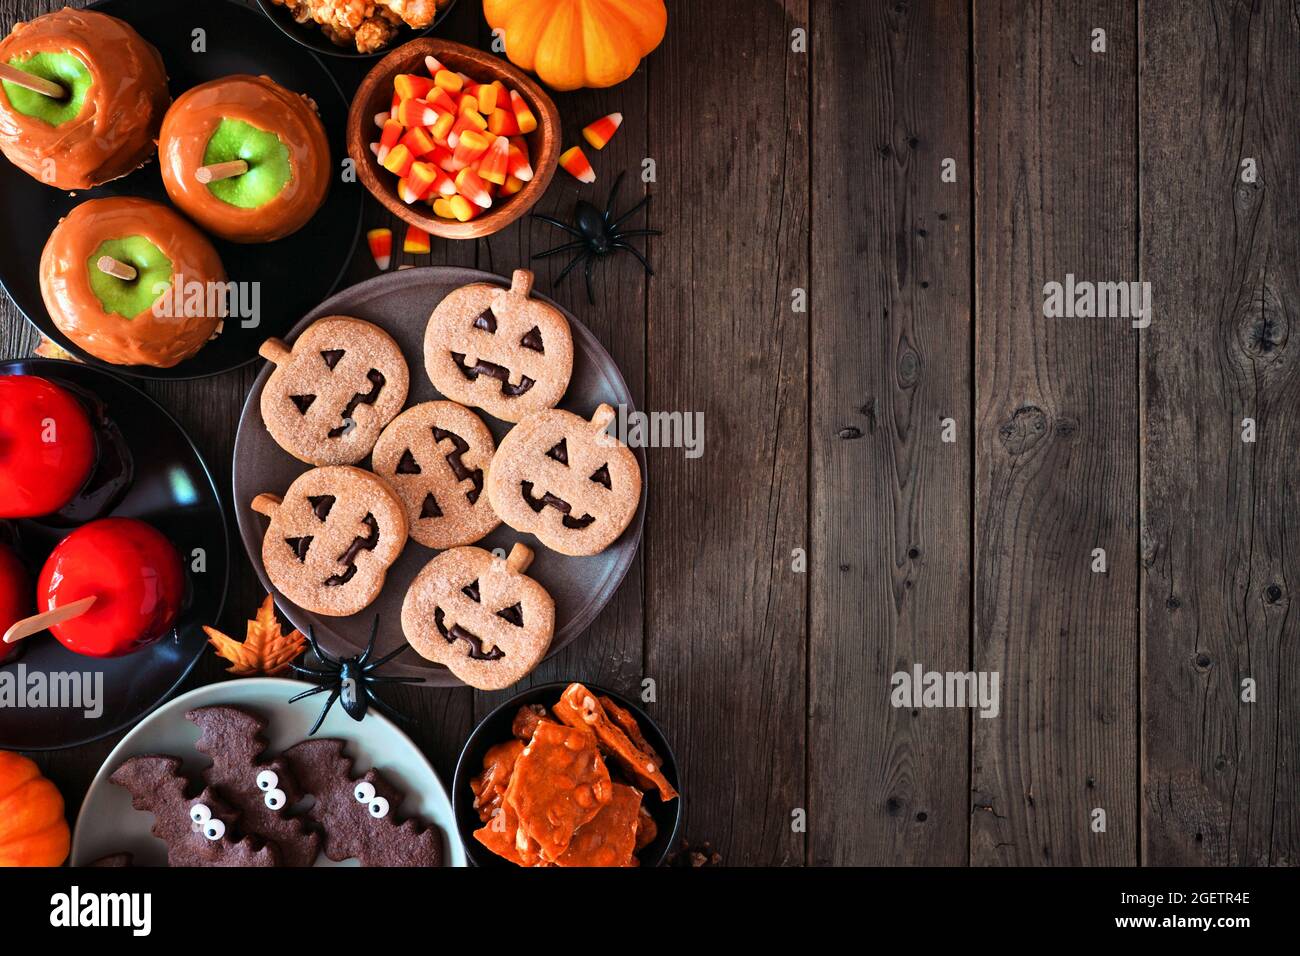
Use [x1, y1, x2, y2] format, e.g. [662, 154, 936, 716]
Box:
[0, 751, 70, 867]
[483, 0, 667, 92]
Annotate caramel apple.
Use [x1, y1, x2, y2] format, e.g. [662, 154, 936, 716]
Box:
[34, 517, 184, 658]
[0, 8, 169, 190]
[159, 75, 330, 244]
[0, 375, 95, 518]
[39, 197, 226, 368]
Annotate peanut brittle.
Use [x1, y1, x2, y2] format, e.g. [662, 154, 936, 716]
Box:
[512, 703, 552, 741]
[553, 783, 642, 868]
[470, 739, 524, 824]
[473, 802, 546, 867]
[554, 683, 679, 802]
[504, 720, 611, 861]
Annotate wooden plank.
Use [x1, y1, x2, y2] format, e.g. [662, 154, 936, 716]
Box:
[971, 0, 1139, 864]
[1139, 0, 1300, 865]
[808, 0, 972, 865]
[645, 0, 808, 865]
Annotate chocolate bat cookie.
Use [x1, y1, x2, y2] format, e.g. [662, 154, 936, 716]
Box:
[282, 738, 444, 867]
[110, 755, 279, 867]
[187, 705, 321, 867]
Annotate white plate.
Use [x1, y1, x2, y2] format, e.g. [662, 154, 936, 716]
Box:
[70, 677, 466, 867]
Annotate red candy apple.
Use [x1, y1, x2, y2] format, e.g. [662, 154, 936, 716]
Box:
[35, 518, 185, 658]
[0, 376, 96, 518]
[0, 542, 29, 664]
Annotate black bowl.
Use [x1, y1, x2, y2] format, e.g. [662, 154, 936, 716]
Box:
[253, 0, 456, 58]
[453, 682, 683, 867]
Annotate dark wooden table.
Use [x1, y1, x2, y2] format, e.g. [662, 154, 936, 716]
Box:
[2, 0, 1296, 867]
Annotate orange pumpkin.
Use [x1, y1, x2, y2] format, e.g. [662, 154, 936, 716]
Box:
[0, 751, 70, 867]
[483, 0, 667, 92]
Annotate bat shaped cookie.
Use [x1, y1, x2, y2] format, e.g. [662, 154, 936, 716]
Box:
[282, 738, 443, 867]
[110, 755, 279, 867]
[188, 706, 321, 867]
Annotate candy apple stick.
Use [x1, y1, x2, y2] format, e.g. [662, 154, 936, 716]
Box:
[2, 595, 96, 645]
[195, 159, 249, 184]
[0, 63, 64, 99]
[96, 255, 137, 281]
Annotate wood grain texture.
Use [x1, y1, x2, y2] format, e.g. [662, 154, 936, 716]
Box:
[971, 0, 1139, 865]
[808, 0, 972, 865]
[1139, 0, 1300, 866]
[645, 0, 809, 864]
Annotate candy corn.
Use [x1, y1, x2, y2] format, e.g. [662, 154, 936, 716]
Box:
[402, 160, 441, 202]
[395, 97, 440, 128]
[426, 87, 457, 116]
[487, 107, 521, 137]
[452, 128, 491, 168]
[433, 69, 463, 94]
[582, 112, 622, 150]
[393, 73, 434, 101]
[424, 54, 445, 75]
[448, 194, 480, 221]
[507, 138, 534, 181]
[559, 145, 595, 183]
[400, 126, 438, 158]
[377, 118, 403, 162]
[455, 167, 493, 208]
[477, 134, 509, 186]
[431, 109, 456, 146]
[382, 142, 414, 178]
[509, 89, 537, 134]
[374, 110, 390, 128]
[501, 174, 524, 196]
[477, 81, 502, 114]
[431, 196, 456, 219]
[403, 224, 430, 254]
[367, 228, 392, 270]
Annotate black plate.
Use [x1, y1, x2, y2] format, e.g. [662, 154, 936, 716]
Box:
[453, 682, 683, 867]
[0, 360, 230, 751]
[253, 0, 457, 59]
[231, 267, 647, 685]
[0, 0, 363, 380]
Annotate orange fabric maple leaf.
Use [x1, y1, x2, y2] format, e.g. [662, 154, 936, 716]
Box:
[205, 594, 306, 676]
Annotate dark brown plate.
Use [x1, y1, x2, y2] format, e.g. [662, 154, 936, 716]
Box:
[232, 267, 646, 684]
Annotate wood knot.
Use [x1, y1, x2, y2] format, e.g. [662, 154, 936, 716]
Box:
[1238, 283, 1288, 362]
[837, 426, 864, 440]
[998, 406, 1048, 456]
[860, 398, 878, 433]
[896, 340, 920, 387]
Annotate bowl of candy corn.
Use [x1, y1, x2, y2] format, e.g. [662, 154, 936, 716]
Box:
[348, 38, 560, 240]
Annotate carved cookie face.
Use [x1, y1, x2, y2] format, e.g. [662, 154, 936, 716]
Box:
[486, 403, 642, 557]
[260, 317, 409, 465]
[371, 400, 501, 550]
[401, 543, 555, 690]
[423, 269, 573, 423]
[252, 466, 408, 617]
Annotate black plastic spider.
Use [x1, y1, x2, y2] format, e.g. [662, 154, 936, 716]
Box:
[531, 171, 661, 304]
[288, 617, 424, 736]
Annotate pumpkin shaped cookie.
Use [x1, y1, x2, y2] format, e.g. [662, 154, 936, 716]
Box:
[372, 401, 501, 549]
[423, 270, 572, 423]
[260, 317, 409, 465]
[251, 466, 407, 617]
[486, 403, 641, 556]
[401, 543, 554, 690]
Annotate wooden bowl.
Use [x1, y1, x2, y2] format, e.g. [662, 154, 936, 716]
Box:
[348, 39, 561, 240]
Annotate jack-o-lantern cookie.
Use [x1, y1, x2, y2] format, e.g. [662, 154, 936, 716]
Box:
[251, 466, 407, 617]
[423, 270, 572, 423]
[486, 403, 641, 556]
[372, 401, 500, 549]
[401, 543, 554, 690]
[260, 317, 409, 465]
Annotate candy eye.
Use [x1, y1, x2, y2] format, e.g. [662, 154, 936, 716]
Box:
[189, 803, 212, 825]
[368, 797, 390, 819]
[203, 818, 226, 841]
[354, 781, 376, 804]
[256, 770, 280, 792]
[264, 788, 287, 811]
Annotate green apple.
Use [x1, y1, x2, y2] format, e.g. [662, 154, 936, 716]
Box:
[86, 236, 174, 319]
[202, 118, 291, 208]
[2, 51, 91, 126]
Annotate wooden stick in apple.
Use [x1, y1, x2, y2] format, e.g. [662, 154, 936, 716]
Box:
[0, 62, 64, 99]
[195, 159, 249, 184]
[96, 255, 137, 281]
[2, 595, 95, 646]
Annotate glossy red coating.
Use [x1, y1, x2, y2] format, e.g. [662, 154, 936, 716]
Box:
[0, 376, 96, 518]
